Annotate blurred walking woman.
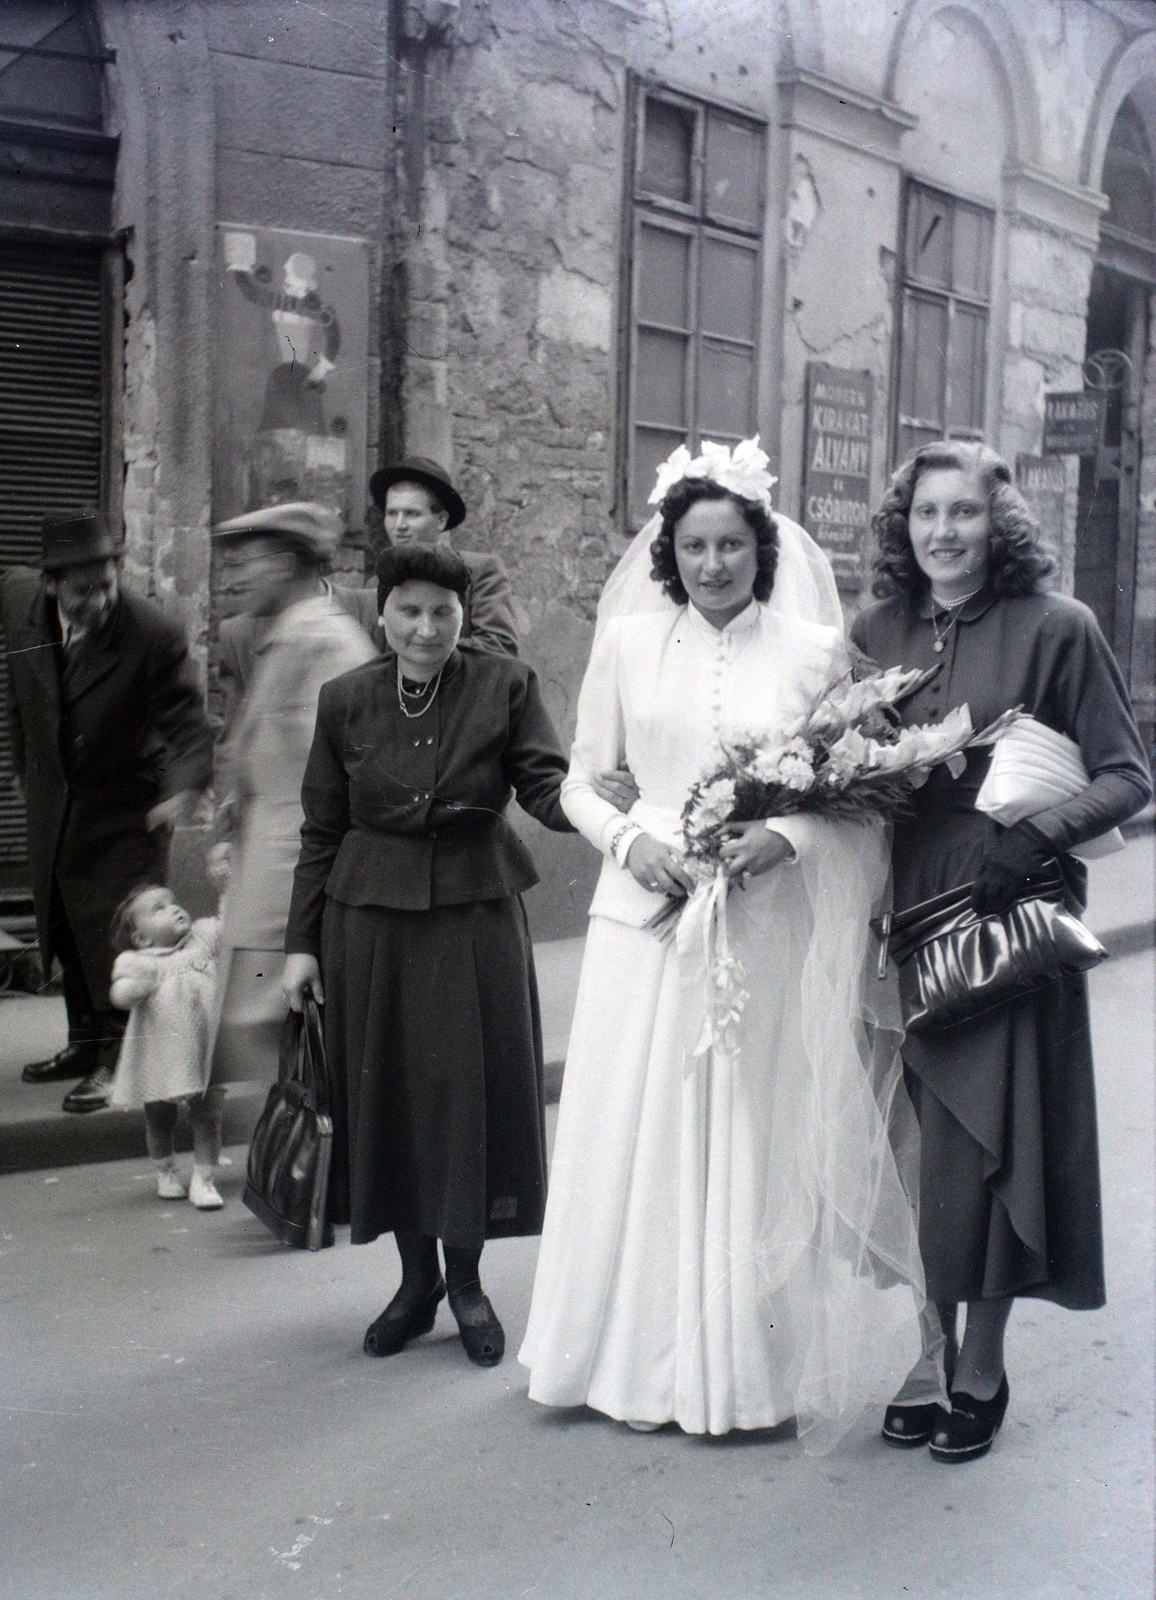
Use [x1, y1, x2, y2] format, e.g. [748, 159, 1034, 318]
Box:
[853, 443, 1151, 1462]
[282, 544, 573, 1367]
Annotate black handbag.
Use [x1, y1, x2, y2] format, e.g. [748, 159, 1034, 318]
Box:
[243, 995, 335, 1250]
[873, 868, 1108, 1035]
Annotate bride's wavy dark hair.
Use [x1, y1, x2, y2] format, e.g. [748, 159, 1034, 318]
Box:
[870, 441, 1056, 600]
[649, 478, 779, 604]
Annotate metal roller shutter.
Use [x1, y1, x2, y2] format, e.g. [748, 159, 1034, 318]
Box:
[0, 237, 105, 885]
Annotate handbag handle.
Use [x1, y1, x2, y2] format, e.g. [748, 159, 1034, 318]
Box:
[300, 993, 331, 1119]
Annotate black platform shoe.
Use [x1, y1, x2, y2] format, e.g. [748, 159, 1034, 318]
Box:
[928, 1374, 1009, 1463]
[881, 1401, 939, 1448]
[22, 1043, 96, 1084]
[363, 1279, 446, 1357]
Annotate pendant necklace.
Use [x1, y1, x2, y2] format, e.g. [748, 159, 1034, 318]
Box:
[930, 583, 984, 654]
[397, 661, 444, 718]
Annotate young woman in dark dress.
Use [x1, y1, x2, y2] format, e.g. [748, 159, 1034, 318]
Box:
[281, 544, 575, 1368]
[853, 442, 1151, 1462]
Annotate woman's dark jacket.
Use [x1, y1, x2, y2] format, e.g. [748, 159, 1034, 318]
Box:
[852, 585, 1150, 1307]
[285, 647, 574, 955]
[852, 587, 1150, 905]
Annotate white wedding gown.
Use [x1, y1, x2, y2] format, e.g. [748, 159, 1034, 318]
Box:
[518, 599, 924, 1448]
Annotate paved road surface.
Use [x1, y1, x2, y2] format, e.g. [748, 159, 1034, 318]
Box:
[0, 837, 1152, 1597]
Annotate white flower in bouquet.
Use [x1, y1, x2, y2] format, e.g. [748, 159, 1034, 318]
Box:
[690, 776, 737, 828]
[751, 736, 814, 789]
[823, 725, 874, 783]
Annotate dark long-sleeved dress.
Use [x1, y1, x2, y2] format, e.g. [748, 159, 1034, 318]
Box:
[852, 587, 1151, 1308]
[284, 647, 574, 1250]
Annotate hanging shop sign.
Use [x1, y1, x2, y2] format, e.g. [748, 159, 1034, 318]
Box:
[1042, 391, 1104, 457]
[214, 223, 370, 529]
[802, 363, 873, 588]
[1015, 454, 1067, 544]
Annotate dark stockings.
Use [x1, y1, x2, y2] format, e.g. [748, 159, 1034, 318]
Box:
[940, 1298, 1011, 1402]
[443, 1244, 490, 1327]
[386, 1232, 490, 1325]
[385, 1229, 441, 1319]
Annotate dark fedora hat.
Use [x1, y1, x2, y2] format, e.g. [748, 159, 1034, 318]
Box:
[41, 509, 124, 572]
[369, 455, 466, 528]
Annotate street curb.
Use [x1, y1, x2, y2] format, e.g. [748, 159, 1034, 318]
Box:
[2, 925, 1148, 1175]
[0, 1090, 264, 1178]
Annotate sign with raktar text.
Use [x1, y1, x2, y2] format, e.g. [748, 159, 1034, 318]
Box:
[802, 363, 873, 588]
[1042, 391, 1104, 457]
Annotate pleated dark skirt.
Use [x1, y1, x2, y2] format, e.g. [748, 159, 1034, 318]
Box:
[320, 894, 549, 1250]
[895, 801, 1105, 1311]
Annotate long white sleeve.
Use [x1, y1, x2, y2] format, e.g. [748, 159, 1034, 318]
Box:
[561, 620, 642, 860]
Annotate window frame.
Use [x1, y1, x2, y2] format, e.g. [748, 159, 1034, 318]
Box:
[890, 178, 994, 467]
[619, 78, 767, 531]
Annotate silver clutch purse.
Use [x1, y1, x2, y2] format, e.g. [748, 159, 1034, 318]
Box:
[873, 870, 1108, 1034]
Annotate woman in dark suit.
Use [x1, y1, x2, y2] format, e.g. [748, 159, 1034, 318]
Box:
[853, 443, 1151, 1462]
[282, 544, 573, 1367]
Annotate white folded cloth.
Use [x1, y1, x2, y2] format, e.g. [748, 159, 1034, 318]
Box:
[975, 713, 1125, 861]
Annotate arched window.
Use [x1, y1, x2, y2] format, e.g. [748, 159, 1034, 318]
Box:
[1102, 95, 1156, 242]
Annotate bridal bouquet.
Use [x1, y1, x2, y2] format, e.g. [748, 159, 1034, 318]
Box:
[659, 665, 1017, 1072]
[679, 663, 989, 871]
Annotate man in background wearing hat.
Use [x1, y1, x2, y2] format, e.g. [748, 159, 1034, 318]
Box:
[370, 456, 518, 658]
[207, 503, 376, 1085]
[2, 511, 214, 1112]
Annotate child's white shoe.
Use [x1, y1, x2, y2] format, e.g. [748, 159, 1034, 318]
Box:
[189, 1167, 223, 1210]
[154, 1161, 187, 1201]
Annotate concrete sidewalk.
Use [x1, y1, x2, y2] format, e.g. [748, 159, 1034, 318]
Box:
[1, 828, 1151, 1176]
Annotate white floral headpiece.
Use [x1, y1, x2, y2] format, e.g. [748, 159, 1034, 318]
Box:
[648, 436, 777, 512]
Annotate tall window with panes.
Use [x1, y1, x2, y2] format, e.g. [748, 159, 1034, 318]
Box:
[893, 181, 994, 464]
[622, 86, 766, 528]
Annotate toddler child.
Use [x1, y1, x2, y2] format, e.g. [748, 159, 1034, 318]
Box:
[108, 884, 225, 1209]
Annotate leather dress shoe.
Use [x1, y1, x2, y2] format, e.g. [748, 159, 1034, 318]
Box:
[449, 1287, 505, 1367]
[61, 1063, 114, 1114]
[21, 1044, 96, 1084]
[364, 1279, 446, 1357]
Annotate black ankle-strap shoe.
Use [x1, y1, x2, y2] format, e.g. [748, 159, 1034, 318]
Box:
[929, 1374, 1009, 1462]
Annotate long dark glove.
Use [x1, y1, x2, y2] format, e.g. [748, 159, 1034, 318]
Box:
[971, 819, 1056, 915]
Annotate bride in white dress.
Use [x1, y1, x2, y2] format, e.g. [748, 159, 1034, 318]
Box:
[519, 441, 926, 1449]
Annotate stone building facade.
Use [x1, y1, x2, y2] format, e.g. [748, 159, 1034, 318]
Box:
[1, 0, 1154, 932]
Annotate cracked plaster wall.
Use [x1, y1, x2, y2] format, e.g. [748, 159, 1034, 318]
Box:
[403, 0, 786, 631]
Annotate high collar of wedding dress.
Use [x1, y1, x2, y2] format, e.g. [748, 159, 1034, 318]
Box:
[684, 595, 761, 642]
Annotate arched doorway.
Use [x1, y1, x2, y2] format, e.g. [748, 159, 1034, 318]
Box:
[1076, 93, 1155, 739]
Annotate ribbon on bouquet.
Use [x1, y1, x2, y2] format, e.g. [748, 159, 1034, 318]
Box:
[675, 865, 749, 1078]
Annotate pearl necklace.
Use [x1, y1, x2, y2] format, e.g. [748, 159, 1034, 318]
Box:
[929, 583, 985, 654]
[397, 661, 444, 718]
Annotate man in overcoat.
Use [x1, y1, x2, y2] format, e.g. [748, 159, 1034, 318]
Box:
[3, 511, 214, 1111]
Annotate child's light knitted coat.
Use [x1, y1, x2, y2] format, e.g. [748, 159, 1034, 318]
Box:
[109, 919, 220, 1108]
